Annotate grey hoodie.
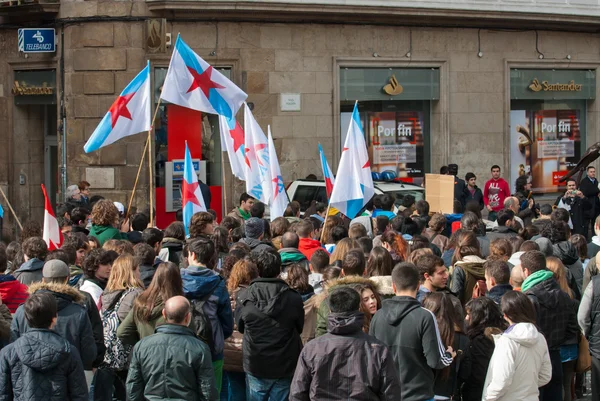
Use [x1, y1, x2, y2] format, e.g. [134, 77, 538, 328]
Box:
[370, 296, 453, 401]
[13, 258, 44, 286]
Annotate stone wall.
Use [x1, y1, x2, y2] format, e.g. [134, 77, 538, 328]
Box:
[2, 0, 600, 238]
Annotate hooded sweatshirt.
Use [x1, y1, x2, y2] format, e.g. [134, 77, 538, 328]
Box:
[298, 238, 326, 260]
[279, 248, 309, 271]
[182, 265, 233, 361]
[369, 296, 453, 401]
[88, 224, 128, 246]
[13, 258, 44, 286]
[482, 323, 552, 401]
[290, 311, 401, 401]
[0, 275, 29, 313]
[235, 277, 304, 378]
[0, 329, 89, 401]
[553, 241, 584, 292]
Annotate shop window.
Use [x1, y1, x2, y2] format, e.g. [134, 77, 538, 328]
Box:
[339, 68, 439, 186]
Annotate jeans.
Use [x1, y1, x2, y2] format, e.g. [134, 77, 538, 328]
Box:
[221, 371, 247, 401]
[488, 211, 497, 222]
[246, 373, 291, 401]
[540, 350, 564, 401]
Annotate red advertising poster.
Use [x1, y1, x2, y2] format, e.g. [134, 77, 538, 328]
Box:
[510, 109, 582, 193]
[367, 111, 425, 184]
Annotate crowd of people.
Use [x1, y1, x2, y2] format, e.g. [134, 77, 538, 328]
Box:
[0, 165, 599, 400]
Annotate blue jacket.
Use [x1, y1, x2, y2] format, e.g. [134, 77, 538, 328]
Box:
[372, 209, 396, 219]
[181, 265, 233, 361]
[487, 283, 513, 305]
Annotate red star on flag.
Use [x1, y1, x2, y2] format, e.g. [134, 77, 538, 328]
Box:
[186, 65, 225, 97]
[363, 160, 371, 168]
[230, 123, 244, 152]
[108, 93, 135, 128]
[183, 180, 201, 207]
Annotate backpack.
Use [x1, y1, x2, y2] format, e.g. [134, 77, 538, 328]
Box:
[101, 289, 135, 370]
[190, 285, 219, 355]
[471, 280, 488, 299]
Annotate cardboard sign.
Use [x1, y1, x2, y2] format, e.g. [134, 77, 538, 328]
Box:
[425, 174, 455, 214]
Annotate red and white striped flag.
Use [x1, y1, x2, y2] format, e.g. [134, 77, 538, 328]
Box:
[42, 184, 63, 250]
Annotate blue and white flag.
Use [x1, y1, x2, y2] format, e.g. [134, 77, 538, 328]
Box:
[182, 142, 207, 236]
[268, 126, 288, 221]
[329, 102, 374, 219]
[161, 35, 247, 119]
[243, 103, 272, 203]
[84, 62, 151, 153]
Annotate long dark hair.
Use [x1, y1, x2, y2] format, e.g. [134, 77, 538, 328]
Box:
[366, 246, 393, 277]
[465, 297, 507, 339]
[134, 262, 183, 322]
[451, 230, 481, 265]
[423, 293, 456, 379]
[501, 291, 537, 325]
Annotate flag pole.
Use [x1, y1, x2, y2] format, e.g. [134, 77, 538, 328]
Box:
[126, 136, 149, 219]
[0, 186, 23, 231]
[147, 98, 163, 227]
[319, 202, 331, 244]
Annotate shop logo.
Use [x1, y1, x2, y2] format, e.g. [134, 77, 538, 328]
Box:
[383, 75, 403, 96]
[11, 81, 54, 95]
[528, 78, 582, 92]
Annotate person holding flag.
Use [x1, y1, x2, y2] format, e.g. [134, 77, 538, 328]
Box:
[268, 127, 289, 221]
[329, 102, 375, 219]
[182, 142, 208, 237]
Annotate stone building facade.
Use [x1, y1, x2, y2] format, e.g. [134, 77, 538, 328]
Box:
[1, 0, 600, 237]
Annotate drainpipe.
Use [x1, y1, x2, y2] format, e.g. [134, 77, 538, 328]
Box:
[60, 25, 67, 201]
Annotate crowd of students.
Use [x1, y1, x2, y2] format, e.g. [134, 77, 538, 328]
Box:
[0, 182, 597, 401]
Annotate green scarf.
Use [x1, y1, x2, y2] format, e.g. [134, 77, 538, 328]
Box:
[521, 269, 555, 292]
[239, 207, 251, 220]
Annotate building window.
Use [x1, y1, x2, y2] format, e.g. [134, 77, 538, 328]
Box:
[339, 67, 439, 185]
[509, 69, 595, 193]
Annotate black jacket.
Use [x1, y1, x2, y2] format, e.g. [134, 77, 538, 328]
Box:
[556, 195, 590, 236]
[126, 324, 218, 401]
[290, 311, 401, 401]
[487, 283, 513, 305]
[461, 328, 500, 401]
[238, 238, 274, 253]
[463, 186, 484, 210]
[553, 241, 584, 296]
[0, 329, 88, 401]
[525, 277, 579, 350]
[454, 176, 467, 207]
[580, 176, 600, 219]
[10, 282, 97, 370]
[235, 278, 304, 379]
[160, 238, 185, 265]
[369, 296, 453, 401]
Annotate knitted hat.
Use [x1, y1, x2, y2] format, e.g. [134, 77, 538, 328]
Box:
[245, 217, 265, 239]
[43, 260, 69, 279]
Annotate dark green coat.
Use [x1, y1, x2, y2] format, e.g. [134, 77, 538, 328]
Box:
[126, 324, 218, 401]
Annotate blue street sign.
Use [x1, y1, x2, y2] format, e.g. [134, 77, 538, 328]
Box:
[173, 160, 200, 172]
[18, 28, 56, 53]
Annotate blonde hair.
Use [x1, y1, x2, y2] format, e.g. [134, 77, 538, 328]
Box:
[106, 254, 144, 292]
[545, 256, 573, 299]
[329, 238, 359, 265]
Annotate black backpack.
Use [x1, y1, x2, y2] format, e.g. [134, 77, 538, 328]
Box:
[190, 286, 218, 354]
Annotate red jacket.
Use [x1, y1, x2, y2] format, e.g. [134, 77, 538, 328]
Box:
[298, 238, 327, 261]
[0, 275, 29, 313]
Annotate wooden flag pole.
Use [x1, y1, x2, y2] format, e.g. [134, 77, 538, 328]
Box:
[0, 186, 23, 231]
[125, 136, 149, 219]
[126, 98, 162, 225]
[318, 203, 331, 244]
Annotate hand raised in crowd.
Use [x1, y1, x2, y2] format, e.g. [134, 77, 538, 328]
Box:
[120, 218, 131, 232]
